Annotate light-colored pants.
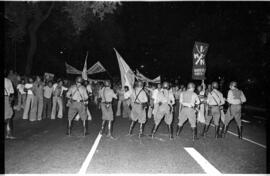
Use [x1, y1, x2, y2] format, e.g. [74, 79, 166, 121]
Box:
[16, 93, 27, 110]
[197, 103, 206, 124]
[32, 95, 43, 120]
[5, 96, 13, 120]
[51, 96, 63, 119]
[23, 94, 36, 121]
[116, 100, 123, 116]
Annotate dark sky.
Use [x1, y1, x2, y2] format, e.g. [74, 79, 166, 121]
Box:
[5, 2, 270, 84]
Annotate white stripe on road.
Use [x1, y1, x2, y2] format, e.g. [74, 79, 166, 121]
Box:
[184, 147, 222, 175]
[78, 133, 102, 174]
[241, 119, 250, 123]
[210, 124, 266, 149]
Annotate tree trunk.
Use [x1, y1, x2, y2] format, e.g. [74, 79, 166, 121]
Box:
[25, 26, 37, 76]
[24, 2, 55, 75]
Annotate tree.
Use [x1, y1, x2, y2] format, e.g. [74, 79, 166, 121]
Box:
[5, 1, 120, 75]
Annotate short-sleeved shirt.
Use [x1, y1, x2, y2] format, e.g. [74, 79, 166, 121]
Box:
[227, 88, 246, 105]
[17, 84, 26, 94]
[25, 83, 33, 95]
[66, 85, 88, 101]
[5, 78, 14, 96]
[99, 87, 117, 102]
[207, 89, 225, 106]
[131, 88, 148, 104]
[53, 83, 68, 97]
[155, 89, 175, 105]
[180, 90, 200, 108]
[43, 86, 54, 99]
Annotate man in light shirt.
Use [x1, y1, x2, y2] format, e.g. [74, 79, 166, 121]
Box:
[15, 79, 26, 111]
[127, 81, 148, 138]
[150, 82, 175, 140]
[98, 80, 117, 139]
[5, 77, 16, 139]
[66, 76, 89, 136]
[22, 77, 36, 121]
[51, 79, 68, 119]
[176, 82, 200, 141]
[223, 81, 246, 139]
[202, 82, 225, 138]
[43, 81, 54, 119]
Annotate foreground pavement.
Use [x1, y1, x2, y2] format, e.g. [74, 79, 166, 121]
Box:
[5, 103, 267, 174]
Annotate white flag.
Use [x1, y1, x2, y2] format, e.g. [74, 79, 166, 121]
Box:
[136, 69, 160, 83]
[87, 61, 106, 75]
[65, 62, 82, 74]
[114, 48, 135, 89]
[82, 52, 88, 80]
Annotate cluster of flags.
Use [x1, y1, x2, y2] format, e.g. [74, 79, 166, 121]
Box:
[66, 41, 208, 87]
[114, 48, 161, 90]
[65, 51, 106, 80]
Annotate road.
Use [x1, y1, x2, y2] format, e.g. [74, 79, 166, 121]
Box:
[5, 102, 267, 174]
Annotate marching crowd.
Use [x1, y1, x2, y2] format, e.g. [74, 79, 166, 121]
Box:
[4, 69, 246, 142]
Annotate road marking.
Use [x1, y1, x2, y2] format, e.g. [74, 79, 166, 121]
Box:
[210, 124, 266, 149]
[241, 119, 250, 123]
[78, 133, 102, 174]
[184, 147, 222, 175]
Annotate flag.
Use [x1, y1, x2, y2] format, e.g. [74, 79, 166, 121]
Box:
[87, 61, 106, 75]
[114, 48, 135, 89]
[152, 76, 161, 83]
[65, 62, 82, 74]
[82, 52, 88, 80]
[136, 69, 160, 83]
[192, 41, 209, 80]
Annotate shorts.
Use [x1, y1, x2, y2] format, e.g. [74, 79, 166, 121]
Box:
[130, 103, 146, 124]
[154, 103, 173, 125]
[68, 102, 87, 121]
[178, 107, 196, 128]
[101, 103, 114, 121]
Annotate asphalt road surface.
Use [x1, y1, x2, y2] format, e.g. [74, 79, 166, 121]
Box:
[5, 102, 267, 174]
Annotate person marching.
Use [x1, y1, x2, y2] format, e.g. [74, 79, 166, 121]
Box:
[201, 82, 225, 138]
[5, 76, 16, 139]
[150, 82, 175, 140]
[66, 76, 89, 136]
[127, 81, 148, 138]
[222, 81, 246, 139]
[176, 82, 200, 141]
[98, 80, 118, 139]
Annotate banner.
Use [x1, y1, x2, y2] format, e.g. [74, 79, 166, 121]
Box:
[87, 61, 106, 75]
[152, 76, 161, 83]
[44, 72, 54, 81]
[192, 41, 209, 80]
[82, 52, 88, 80]
[65, 62, 82, 74]
[136, 69, 161, 83]
[114, 48, 135, 90]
